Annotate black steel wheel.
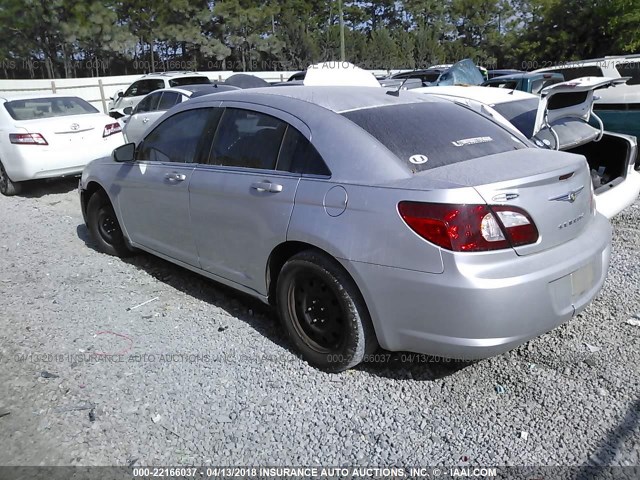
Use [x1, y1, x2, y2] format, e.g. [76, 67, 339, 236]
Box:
[86, 191, 132, 257]
[277, 250, 378, 371]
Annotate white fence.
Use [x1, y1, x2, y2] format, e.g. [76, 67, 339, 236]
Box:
[0, 70, 396, 113]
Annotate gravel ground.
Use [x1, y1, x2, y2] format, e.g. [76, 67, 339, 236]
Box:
[0, 177, 638, 468]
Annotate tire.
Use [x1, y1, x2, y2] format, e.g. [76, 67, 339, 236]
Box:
[86, 191, 132, 257]
[276, 250, 378, 372]
[0, 160, 22, 196]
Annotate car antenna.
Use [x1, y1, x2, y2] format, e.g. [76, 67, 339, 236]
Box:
[387, 73, 411, 97]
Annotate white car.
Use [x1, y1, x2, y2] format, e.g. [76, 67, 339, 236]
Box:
[122, 84, 239, 145]
[108, 71, 211, 119]
[415, 78, 640, 218]
[0, 93, 125, 196]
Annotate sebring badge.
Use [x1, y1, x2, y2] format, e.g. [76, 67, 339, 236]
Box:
[549, 185, 584, 203]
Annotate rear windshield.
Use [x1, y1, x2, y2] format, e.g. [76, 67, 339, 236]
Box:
[169, 76, 211, 87]
[490, 98, 539, 138]
[342, 102, 526, 172]
[4, 96, 98, 120]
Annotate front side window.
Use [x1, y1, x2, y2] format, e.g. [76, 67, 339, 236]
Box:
[157, 92, 182, 110]
[135, 92, 163, 113]
[137, 108, 217, 163]
[4, 96, 98, 120]
[342, 101, 527, 172]
[126, 79, 165, 97]
[209, 108, 287, 170]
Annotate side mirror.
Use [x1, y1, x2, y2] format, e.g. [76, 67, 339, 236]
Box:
[117, 91, 124, 98]
[123, 106, 133, 115]
[113, 143, 136, 162]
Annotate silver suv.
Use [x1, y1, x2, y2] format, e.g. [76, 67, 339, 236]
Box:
[108, 71, 210, 119]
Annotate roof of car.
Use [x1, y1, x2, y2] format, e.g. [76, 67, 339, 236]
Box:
[486, 71, 565, 82]
[186, 85, 441, 114]
[141, 71, 208, 78]
[414, 85, 537, 105]
[0, 92, 85, 102]
[148, 84, 239, 97]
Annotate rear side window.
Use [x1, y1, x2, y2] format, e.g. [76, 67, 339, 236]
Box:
[277, 127, 331, 176]
[169, 76, 210, 87]
[209, 108, 287, 170]
[342, 102, 526, 172]
[4, 97, 98, 120]
[138, 108, 219, 163]
[615, 62, 640, 86]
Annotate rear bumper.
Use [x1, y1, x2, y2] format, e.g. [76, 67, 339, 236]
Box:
[596, 168, 640, 218]
[344, 213, 612, 359]
[4, 135, 123, 182]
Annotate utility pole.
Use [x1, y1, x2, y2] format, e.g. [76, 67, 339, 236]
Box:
[338, 0, 346, 61]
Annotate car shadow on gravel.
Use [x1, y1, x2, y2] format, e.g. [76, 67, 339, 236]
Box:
[77, 222, 475, 381]
[76, 223, 291, 351]
[579, 398, 640, 469]
[356, 353, 475, 381]
[19, 176, 79, 198]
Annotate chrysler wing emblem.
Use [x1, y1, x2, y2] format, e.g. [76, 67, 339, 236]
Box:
[70, 123, 80, 131]
[549, 185, 584, 203]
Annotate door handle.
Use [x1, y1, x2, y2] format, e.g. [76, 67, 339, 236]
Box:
[251, 181, 283, 193]
[165, 173, 186, 182]
[142, 117, 149, 124]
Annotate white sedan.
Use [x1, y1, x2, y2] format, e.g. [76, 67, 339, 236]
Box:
[0, 93, 125, 195]
[415, 78, 640, 218]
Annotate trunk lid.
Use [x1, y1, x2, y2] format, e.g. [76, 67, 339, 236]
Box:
[533, 77, 629, 149]
[404, 149, 594, 256]
[17, 113, 114, 148]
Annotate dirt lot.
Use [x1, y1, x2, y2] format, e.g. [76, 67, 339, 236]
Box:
[0, 177, 639, 467]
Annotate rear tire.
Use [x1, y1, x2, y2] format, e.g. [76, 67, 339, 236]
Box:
[276, 250, 378, 372]
[86, 191, 132, 257]
[0, 160, 22, 196]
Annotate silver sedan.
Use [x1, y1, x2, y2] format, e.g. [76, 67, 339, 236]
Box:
[79, 86, 612, 371]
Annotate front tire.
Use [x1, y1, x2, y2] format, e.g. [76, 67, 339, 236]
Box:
[276, 250, 378, 372]
[86, 191, 132, 257]
[0, 160, 22, 196]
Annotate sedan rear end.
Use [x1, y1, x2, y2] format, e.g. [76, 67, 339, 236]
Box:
[0, 95, 124, 195]
[293, 99, 612, 360]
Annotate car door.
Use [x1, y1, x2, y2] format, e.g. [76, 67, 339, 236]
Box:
[125, 91, 183, 144]
[188, 105, 306, 294]
[115, 107, 218, 266]
[124, 91, 163, 144]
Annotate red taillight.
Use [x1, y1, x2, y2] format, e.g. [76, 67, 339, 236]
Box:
[103, 122, 122, 137]
[9, 133, 48, 145]
[398, 202, 539, 252]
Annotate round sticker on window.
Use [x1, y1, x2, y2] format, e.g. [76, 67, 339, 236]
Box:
[409, 154, 429, 165]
